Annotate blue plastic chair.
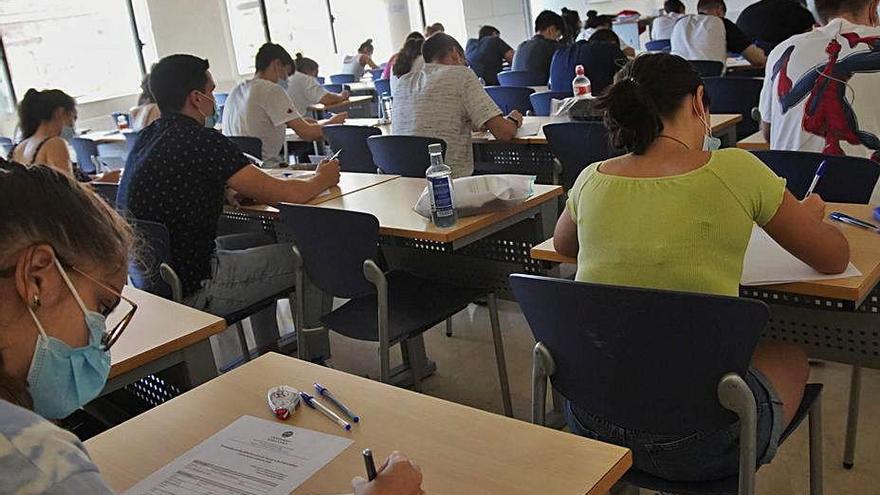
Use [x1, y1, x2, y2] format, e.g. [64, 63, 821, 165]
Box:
[374, 78, 391, 97]
[323, 125, 382, 173]
[71, 137, 101, 174]
[689, 60, 725, 78]
[367, 135, 447, 177]
[752, 150, 880, 203]
[128, 219, 178, 300]
[529, 91, 572, 116]
[497, 70, 546, 87]
[123, 131, 140, 155]
[645, 39, 672, 52]
[90, 182, 119, 210]
[544, 122, 622, 189]
[323, 83, 344, 94]
[226, 136, 263, 160]
[369, 68, 384, 81]
[704, 77, 763, 139]
[510, 274, 824, 495]
[485, 86, 535, 114]
[0, 136, 13, 158]
[280, 205, 512, 415]
[330, 73, 356, 84]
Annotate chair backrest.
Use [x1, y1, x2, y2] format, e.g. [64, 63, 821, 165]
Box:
[703, 77, 763, 139]
[278, 204, 379, 298]
[123, 131, 140, 154]
[497, 70, 546, 87]
[330, 73, 356, 84]
[90, 182, 118, 209]
[689, 60, 725, 78]
[752, 150, 880, 203]
[324, 125, 382, 173]
[316, 76, 326, 85]
[509, 274, 769, 433]
[484, 86, 535, 114]
[0, 136, 12, 158]
[128, 218, 174, 299]
[645, 39, 672, 52]
[323, 83, 344, 94]
[213, 92, 229, 107]
[71, 137, 100, 174]
[226, 136, 263, 160]
[529, 91, 573, 116]
[369, 68, 384, 81]
[544, 122, 621, 189]
[367, 135, 447, 177]
[374, 78, 391, 97]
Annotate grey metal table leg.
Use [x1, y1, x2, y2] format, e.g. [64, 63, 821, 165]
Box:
[299, 274, 332, 361]
[844, 365, 861, 469]
[182, 339, 219, 388]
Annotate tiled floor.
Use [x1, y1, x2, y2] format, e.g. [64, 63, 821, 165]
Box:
[324, 300, 880, 495]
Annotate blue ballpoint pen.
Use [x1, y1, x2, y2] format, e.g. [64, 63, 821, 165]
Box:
[315, 383, 360, 423]
[804, 160, 827, 198]
[829, 212, 879, 231]
[300, 391, 352, 431]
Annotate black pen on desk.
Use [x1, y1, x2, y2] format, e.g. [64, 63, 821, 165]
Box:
[363, 448, 378, 481]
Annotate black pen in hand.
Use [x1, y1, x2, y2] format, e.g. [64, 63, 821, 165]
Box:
[363, 448, 378, 481]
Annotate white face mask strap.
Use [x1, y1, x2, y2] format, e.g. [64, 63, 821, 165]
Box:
[53, 257, 90, 317]
[27, 306, 49, 338]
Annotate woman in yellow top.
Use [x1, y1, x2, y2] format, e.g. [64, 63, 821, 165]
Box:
[554, 53, 850, 481]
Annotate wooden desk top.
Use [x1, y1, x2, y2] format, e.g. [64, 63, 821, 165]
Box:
[308, 94, 373, 112]
[110, 287, 226, 379]
[316, 176, 564, 243]
[78, 130, 127, 145]
[86, 353, 632, 495]
[344, 81, 376, 92]
[530, 203, 880, 304]
[227, 172, 400, 217]
[737, 131, 770, 151]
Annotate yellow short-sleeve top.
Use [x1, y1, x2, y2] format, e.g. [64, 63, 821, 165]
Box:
[567, 148, 786, 296]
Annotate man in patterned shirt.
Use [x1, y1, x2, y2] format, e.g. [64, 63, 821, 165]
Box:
[392, 33, 523, 177]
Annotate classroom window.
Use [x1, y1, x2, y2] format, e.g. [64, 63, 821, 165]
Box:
[130, 0, 159, 72]
[330, 0, 392, 71]
[225, 0, 269, 75]
[0, 0, 151, 103]
[265, 0, 337, 76]
[419, 0, 468, 45]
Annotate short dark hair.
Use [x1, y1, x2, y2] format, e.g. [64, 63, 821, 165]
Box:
[358, 39, 374, 54]
[422, 32, 464, 63]
[813, 0, 871, 23]
[294, 53, 319, 74]
[149, 54, 210, 114]
[535, 10, 565, 33]
[478, 25, 500, 39]
[17, 89, 76, 140]
[255, 43, 294, 71]
[425, 23, 445, 37]
[697, 0, 726, 12]
[588, 28, 621, 45]
[664, 0, 686, 14]
[595, 53, 708, 155]
[585, 10, 615, 29]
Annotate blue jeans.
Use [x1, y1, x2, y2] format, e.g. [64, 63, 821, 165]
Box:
[566, 368, 784, 482]
[184, 233, 297, 367]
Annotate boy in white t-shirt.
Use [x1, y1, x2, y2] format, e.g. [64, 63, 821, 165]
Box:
[222, 43, 345, 163]
[651, 0, 687, 40]
[759, 0, 880, 165]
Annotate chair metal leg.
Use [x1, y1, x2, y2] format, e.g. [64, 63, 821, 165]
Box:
[235, 322, 251, 362]
[809, 391, 824, 495]
[718, 373, 757, 495]
[531, 342, 556, 425]
[401, 338, 424, 392]
[445, 318, 453, 337]
[843, 366, 861, 469]
[364, 260, 391, 382]
[488, 293, 512, 417]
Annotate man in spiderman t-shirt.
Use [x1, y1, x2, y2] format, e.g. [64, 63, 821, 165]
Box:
[759, 0, 880, 165]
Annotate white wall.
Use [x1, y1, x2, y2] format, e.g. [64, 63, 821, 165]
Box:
[462, 0, 531, 48]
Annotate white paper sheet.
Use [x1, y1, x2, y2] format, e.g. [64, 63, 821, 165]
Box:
[741, 225, 861, 285]
[123, 415, 353, 495]
[516, 121, 541, 138]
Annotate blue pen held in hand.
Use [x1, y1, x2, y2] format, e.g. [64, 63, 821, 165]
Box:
[804, 160, 827, 198]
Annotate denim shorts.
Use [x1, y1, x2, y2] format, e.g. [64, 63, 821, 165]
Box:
[566, 368, 784, 482]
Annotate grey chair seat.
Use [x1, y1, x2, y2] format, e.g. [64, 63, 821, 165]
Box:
[321, 270, 484, 343]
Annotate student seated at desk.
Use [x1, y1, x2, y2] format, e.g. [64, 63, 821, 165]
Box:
[288, 53, 350, 114]
[549, 29, 628, 94]
[511, 10, 565, 84]
[671, 0, 768, 66]
[119, 54, 340, 364]
[130, 72, 160, 131]
[759, 0, 880, 203]
[9, 89, 78, 177]
[465, 25, 515, 86]
[393, 33, 523, 177]
[553, 53, 849, 482]
[223, 43, 346, 164]
[736, 0, 815, 51]
[560, 7, 583, 46]
[391, 35, 426, 93]
[0, 164, 424, 495]
[383, 32, 424, 81]
[578, 10, 637, 58]
[651, 0, 687, 40]
[342, 39, 379, 80]
[424, 22, 445, 37]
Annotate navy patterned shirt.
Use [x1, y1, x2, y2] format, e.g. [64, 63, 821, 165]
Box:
[120, 113, 250, 297]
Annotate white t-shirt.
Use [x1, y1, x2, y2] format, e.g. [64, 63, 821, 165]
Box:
[577, 27, 633, 52]
[286, 71, 329, 116]
[392, 63, 502, 177]
[652, 12, 685, 40]
[390, 55, 424, 94]
[342, 54, 366, 79]
[671, 14, 727, 63]
[222, 78, 303, 161]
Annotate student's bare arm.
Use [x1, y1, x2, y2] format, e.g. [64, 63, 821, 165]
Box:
[319, 90, 350, 106]
[227, 160, 341, 205]
[553, 209, 579, 258]
[742, 45, 768, 66]
[484, 111, 522, 142]
[41, 138, 74, 176]
[763, 191, 850, 273]
[287, 117, 324, 141]
[761, 121, 771, 143]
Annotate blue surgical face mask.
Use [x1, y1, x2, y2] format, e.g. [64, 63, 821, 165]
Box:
[695, 98, 721, 152]
[60, 124, 76, 142]
[278, 76, 290, 90]
[195, 91, 218, 128]
[26, 258, 111, 419]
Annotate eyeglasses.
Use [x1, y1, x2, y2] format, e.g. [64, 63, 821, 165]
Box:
[71, 267, 137, 352]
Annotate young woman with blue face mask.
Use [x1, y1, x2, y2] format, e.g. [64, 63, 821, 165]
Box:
[9, 89, 80, 177]
[553, 53, 851, 481]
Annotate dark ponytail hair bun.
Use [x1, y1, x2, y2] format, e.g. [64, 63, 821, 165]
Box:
[595, 53, 706, 155]
[17, 89, 76, 140]
[587, 10, 598, 18]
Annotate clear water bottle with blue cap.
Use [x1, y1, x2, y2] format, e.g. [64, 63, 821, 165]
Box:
[425, 143, 457, 227]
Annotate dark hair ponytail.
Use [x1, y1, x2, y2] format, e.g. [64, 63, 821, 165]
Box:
[595, 53, 706, 155]
[358, 39, 374, 53]
[294, 52, 319, 74]
[393, 36, 425, 76]
[17, 89, 76, 140]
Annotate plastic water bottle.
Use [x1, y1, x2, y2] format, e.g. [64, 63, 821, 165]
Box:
[425, 143, 457, 227]
[380, 93, 393, 124]
[572, 65, 591, 99]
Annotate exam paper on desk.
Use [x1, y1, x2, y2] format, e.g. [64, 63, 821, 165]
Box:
[741, 225, 861, 286]
[516, 120, 541, 138]
[123, 415, 352, 495]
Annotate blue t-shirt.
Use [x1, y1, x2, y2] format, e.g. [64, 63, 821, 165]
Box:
[466, 36, 513, 86]
[511, 35, 559, 84]
[549, 40, 628, 94]
[0, 399, 114, 494]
